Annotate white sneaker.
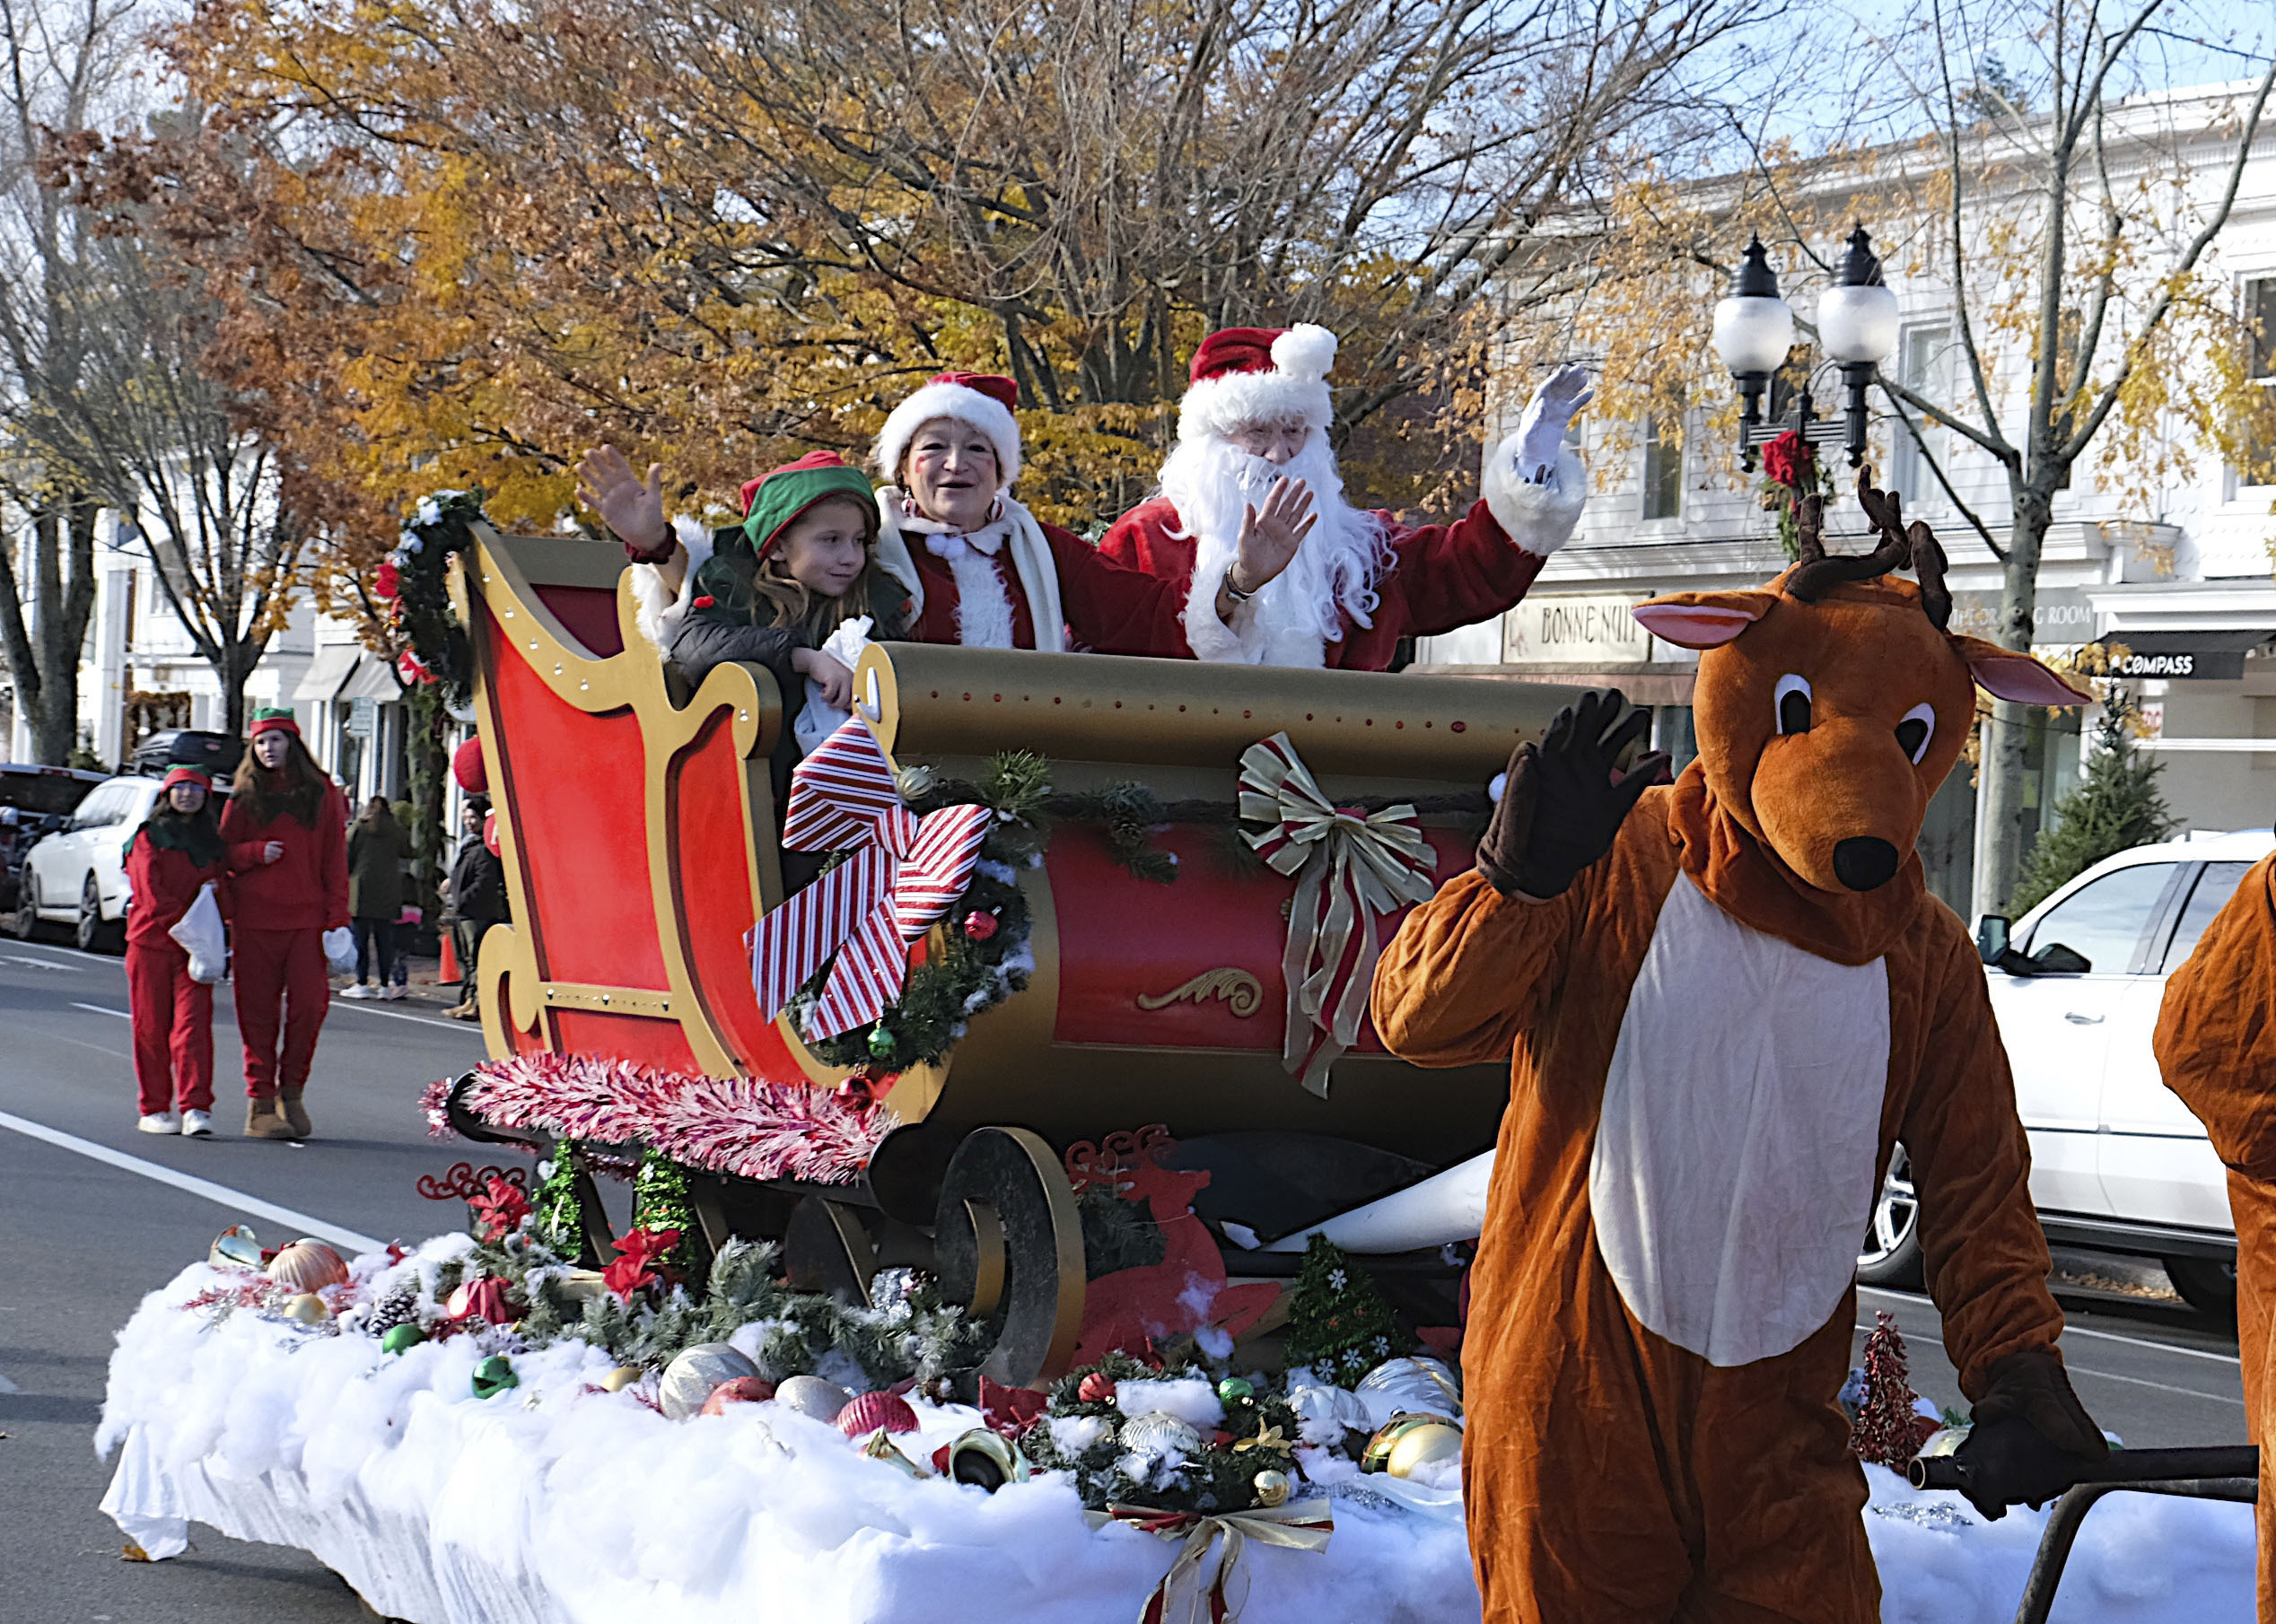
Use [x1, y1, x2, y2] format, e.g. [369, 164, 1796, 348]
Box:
[180, 1110, 213, 1138]
[137, 1112, 180, 1134]
[341, 984, 374, 1000]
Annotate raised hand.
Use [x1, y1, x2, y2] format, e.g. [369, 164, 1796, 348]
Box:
[1476, 688, 1670, 899]
[1510, 364, 1595, 484]
[575, 444, 671, 562]
[1230, 476, 1317, 597]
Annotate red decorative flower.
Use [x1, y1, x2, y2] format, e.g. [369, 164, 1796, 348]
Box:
[1762, 430, 1813, 491]
[374, 558, 400, 599]
[469, 1174, 530, 1242]
[692, 595, 715, 608]
[961, 910, 999, 943]
[602, 1226, 682, 1303]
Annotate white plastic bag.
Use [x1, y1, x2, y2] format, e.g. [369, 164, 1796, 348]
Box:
[793, 615, 875, 754]
[168, 883, 228, 985]
[322, 925, 357, 976]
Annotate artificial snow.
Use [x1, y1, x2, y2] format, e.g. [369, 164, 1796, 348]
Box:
[1113, 1376, 1223, 1430]
[99, 1253, 2256, 1624]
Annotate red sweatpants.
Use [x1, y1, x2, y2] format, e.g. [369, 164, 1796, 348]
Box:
[126, 941, 214, 1116]
[232, 926, 330, 1098]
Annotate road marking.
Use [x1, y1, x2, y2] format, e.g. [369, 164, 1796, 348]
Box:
[2, 953, 80, 972]
[2063, 1365, 2247, 1406]
[71, 1001, 129, 1019]
[4, 942, 105, 967]
[0, 1109, 382, 1253]
[1860, 1284, 2243, 1366]
[326, 1000, 478, 1031]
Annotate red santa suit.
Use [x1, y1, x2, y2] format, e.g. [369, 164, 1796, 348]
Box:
[123, 770, 228, 1120]
[1099, 326, 1588, 668]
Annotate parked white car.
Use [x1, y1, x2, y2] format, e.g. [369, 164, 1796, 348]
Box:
[1859, 829, 2270, 1314]
[14, 774, 165, 952]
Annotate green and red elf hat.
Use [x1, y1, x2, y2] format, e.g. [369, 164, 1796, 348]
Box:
[739, 451, 880, 562]
[249, 706, 301, 738]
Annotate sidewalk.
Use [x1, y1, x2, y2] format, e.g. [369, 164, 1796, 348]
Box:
[330, 953, 477, 1015]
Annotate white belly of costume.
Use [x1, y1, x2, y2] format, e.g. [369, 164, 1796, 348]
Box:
[1589, 874, 1890, 1367]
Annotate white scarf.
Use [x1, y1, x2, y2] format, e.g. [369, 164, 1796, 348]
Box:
[874, 489, 1068, 654]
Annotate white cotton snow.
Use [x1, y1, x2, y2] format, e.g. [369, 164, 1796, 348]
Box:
[1112, 1376, 1223, 1431]
[1047, 1414, 1112, 1455]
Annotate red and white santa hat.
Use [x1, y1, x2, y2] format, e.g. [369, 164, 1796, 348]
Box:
[873, 372, 1022, 491]
[1177, 325, 1337, 445]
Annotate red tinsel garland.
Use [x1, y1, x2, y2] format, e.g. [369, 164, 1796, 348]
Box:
[1849, 1310, 1942, 1468]
[425, 1054, 892, 1185]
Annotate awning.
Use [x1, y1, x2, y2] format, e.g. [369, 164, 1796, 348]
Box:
[2088, 630, 2272, 682]
[292, 643, 362, 703]
[337, 653, 402, 703]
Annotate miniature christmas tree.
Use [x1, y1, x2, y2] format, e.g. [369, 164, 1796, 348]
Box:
[1282, 1235, 1405, 1386]
[631, 1148, 713, 1289]
[1848, 1310, 1938, 1468]
[2009, 683, 2175, 917]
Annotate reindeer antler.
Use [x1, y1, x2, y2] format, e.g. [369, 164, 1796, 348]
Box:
[1907, 520, 1953, 631]
[1793, 493, 1826, 564]
[1787, 467, 1948, 617]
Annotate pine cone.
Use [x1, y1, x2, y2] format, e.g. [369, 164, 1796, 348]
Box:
[366, 1281, 423, 1336]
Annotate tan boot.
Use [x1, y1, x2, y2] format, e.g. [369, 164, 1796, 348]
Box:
[277, 1091, 312, 1139]
[245, 1097, 295, 1139]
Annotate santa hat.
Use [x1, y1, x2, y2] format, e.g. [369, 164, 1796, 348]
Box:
[873, 372, 1022, 490]
[739, 450, 879, 559]
[1177, 325, 1337, 445]
[159, 766, 212, 793]
[249, 706, 301, 739]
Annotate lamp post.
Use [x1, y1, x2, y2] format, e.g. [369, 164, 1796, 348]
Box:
[1714, 226, 1900, 474]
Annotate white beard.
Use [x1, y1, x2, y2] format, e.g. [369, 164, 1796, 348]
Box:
[1156, 433, 1391, 667]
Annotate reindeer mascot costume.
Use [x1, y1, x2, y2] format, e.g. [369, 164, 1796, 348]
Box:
[1374, 482, 2107, 1622]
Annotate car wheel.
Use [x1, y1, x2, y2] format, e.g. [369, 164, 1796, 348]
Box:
[2164, 1256, 2238, 1321]
[1858, 1144, 1924, 1289]
[7, 874, 37, 940]
[75, 873, 120, 954]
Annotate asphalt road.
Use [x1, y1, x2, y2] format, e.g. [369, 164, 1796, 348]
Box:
[0, 939, 2254, 1621]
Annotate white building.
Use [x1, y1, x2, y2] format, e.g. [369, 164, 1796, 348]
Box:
[1425, 83, 2276, 917]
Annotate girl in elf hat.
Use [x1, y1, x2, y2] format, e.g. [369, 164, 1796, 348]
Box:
[123, 767, 229, 1137]
[220, 709, 349, 1141]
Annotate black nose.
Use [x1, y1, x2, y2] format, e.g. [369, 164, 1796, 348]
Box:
[1833, 836, 1900, 892]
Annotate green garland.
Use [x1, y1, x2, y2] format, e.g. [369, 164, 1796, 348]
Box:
[381, 489, 487, 705]
[1022, 1353, 1306, 1515]
[631, 1148, 714, 1288]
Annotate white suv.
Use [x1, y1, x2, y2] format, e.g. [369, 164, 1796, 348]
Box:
[14, 774, 163, 952]
[1858, 830, 2269, 1314]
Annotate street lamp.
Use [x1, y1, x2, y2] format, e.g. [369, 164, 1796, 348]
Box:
[1714, 225, 1899, 473]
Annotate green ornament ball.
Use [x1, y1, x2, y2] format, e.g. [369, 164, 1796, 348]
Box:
[1217, 1375, 1256, 1405]
[381, 1323, 425, 1356]
[471, 1354, 519, 1400]
[866, 1026, 897, 1060]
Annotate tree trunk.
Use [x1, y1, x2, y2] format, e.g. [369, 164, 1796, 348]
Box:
[218, 640, 254, 738]
[1973, 490, 2053, 920]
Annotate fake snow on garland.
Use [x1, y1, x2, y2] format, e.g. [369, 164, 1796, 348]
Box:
[425, 1054, 893, 1184]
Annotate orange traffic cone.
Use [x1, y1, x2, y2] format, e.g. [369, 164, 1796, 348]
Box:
[439, 930, 460, 982]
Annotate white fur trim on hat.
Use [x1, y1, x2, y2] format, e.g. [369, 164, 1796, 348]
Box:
[873, 382, 1022, 491]
[1178, 323, 1338, 444]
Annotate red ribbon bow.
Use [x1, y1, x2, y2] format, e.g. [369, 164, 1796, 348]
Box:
[751, 719, 991, 1037]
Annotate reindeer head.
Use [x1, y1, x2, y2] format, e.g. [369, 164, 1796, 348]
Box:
[1633, 476, 2088, 896]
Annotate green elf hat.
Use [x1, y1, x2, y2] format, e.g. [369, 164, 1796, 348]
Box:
[249, 706, 301, 738]
[739, 451, 879, 561]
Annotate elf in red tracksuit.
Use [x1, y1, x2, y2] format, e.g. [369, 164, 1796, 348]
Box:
[220, 707, 349, 1140]
[123, 767, 229, 1138]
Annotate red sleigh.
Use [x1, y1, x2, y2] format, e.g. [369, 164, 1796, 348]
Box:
[450, 527, 1576, 1381]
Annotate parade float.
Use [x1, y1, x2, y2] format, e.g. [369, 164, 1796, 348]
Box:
[96, 500, 2260, 1622]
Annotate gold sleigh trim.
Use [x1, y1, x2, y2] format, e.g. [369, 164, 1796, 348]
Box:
[1135, 968, 1264, 1017]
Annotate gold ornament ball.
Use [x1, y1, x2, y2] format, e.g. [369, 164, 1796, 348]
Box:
[267, 1239, 350, 1295]
[1251, 1469, 1291, 1508]
[281, 1293, 331, 1325]
[1361, 1413, 1464, 1479]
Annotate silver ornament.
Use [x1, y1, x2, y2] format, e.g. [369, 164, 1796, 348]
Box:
[659, 1342, 760, 1421]
[1116, 1410, 1203, 1463]
[1353, 1356, 1462, 1427]
[867, 1267, 928, 1323]
[775, 1374, 854, 1424]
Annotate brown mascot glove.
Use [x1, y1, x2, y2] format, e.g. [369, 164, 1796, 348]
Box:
[1947, 1349, 2109, 1520]
[1477, 688, 1669, 899]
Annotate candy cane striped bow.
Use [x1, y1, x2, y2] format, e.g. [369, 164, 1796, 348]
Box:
[1239, 732, 1440, 1097]
[751, 719, 990, 1038]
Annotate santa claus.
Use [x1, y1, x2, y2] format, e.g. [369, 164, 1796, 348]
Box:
[587, 371, 1193, 662]
[1098, 326, 1592, 668]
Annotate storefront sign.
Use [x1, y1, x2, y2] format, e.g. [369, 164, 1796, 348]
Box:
[2090, 632, 2269, 683]
[347, 696, 378, 739]
[1946, 589, 2094, 646]
[1504, 594, 1653, 667]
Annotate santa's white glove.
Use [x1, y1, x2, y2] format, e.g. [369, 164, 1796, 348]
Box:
[1511, 365, 1595, 485]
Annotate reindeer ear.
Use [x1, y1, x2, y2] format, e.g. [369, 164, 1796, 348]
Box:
[1949, 635, 2093, 704]
[1633, 591, 1779, 650]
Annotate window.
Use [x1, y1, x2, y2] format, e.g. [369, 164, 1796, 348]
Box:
[1888, 326, 1952, 501]
[1641, 415, 1682, 520]
[2159, 862, 2255, 973]
[2243, 278, 2276, 487]
[70, 784, 124, 830]
[2024, 862, 2176, 974]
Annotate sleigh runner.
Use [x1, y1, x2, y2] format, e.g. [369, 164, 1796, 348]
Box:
[446, 522, 1577, 1382]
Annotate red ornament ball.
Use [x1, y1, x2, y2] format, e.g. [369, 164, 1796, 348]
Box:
[451, 738, 488, 793]
[700, 1376, 777, 1415]
[836, 1390, 920, 1437]
[962, 910, 999, 943]
[1077, 1372, 1116, 1404]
